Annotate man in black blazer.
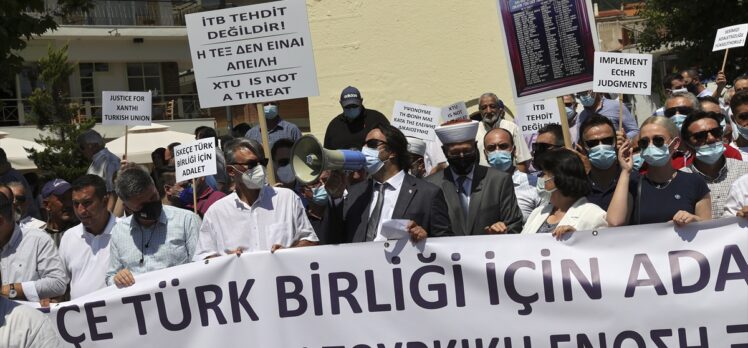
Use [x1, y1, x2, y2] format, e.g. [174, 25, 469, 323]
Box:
[322, 124, 452, 244]
[426, 120, 523, 235]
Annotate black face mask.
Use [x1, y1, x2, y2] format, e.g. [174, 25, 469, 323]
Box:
[134, 200, 163, 222]
[447, 153, 476, 176]
[686, 81, 699, 94]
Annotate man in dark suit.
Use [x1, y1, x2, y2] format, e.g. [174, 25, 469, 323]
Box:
[426, 120, 523, 235]
[322, 124, 452, 244]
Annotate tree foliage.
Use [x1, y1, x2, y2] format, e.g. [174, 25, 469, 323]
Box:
[637, 1, 748, 78]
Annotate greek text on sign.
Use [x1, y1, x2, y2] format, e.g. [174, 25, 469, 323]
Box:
[712, 24, 748, 51]
[515, 98, 562, 136]
[102, 91, 152, 126]
[593, 52, 653, 95]
[391, 101, 440, 141]
[185, 0, 319, 108]
[441, 101, 469, 123]
[174, 138, 218, 182]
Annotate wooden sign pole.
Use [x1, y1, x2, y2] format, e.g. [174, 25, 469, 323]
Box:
[557, 97, 573, 149]
[256, 104, 276, 186]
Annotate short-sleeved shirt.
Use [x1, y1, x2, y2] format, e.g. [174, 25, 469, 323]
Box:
[323, 108, 390, 150]
[634, 171, 710, 224]
[244, 118, 302, 150]
[587, 170, 640, 211]
[87, 148, 121, 192]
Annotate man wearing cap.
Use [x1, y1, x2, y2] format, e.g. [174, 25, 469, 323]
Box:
[194, 138, 318, 260]
[475, 93, 532, 172]
[324, 124, 452, 244]
[79, 129, 121, 212]
[244, 101, 302, 151]
[41, 179, 78, 248]
[324, 86, 390, 150]
[427, 120, 524, 235]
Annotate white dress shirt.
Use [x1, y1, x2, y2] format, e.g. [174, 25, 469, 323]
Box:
[194, 186, 318, 260]
[369, 170, 406, 241]
[724, 174, 748, 216]
[0, 297, 63, 347]
[512, 170, 543, 222]
[58, 214, 116, 299]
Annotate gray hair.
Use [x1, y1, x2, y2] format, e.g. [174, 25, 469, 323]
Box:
[667, 92, 701, 111]
[479, 92, 500, 104]
[6, 181, 24, 192]
[115, 165, 154, 201]
[77, 129, 104, 146]
[224, 138, 265, 165]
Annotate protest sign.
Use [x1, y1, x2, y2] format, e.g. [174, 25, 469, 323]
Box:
[593, 52, 653, 95]
[496, 0, 599, 104]
[174, 138, 218, 183]
[515, 98, 562, 137]
[46, 218, 747, 347]
[391, 101, 440, 141]
[102, 91, 152, 126]
[185, 0, 319, 108]
[441, 101, 469, 123]
[712, 24, 748, 51]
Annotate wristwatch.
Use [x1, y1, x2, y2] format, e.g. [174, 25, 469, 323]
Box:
[8, 284, 17, 299]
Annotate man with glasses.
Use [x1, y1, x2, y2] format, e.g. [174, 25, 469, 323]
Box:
[730, 90, 748, 160]
[7, 181, 44, 230]
[475, 93, 532, 171]
[679, 111, 748, 219]
[652, 74, 686, 116]
[324, 86, 389, 150]
[78, 129, 120, 212]
[194, 138, 318, 260]
[531, 124, 565, 170]
[427, 120, 523, 235]
[245, 101, 301, 150]
[577, 90, 639, 139]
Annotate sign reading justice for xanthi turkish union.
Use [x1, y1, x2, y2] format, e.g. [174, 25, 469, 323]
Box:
[185, 0, 319, 108]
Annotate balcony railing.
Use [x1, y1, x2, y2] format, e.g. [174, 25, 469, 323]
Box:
[59, 0, 214, 27]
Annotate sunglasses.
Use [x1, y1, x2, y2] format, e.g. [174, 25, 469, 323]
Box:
[485, 143, 512, 152]
[532, 142, 560, 153]
[232, 159, 265, 170]
[584, 136, 615, 149]
[735, 112, 748, 122]
[637, 135, 668, 149]
[564, 102, 574, 107]
[664, 106, 693, 118]
[689, 127, 723, 144]
[277, 158, 290, 167]
[13, 195, 26, 203]
[364, 139, 387, 148]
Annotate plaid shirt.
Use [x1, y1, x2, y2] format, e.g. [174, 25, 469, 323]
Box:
[682, 157, 748, 219]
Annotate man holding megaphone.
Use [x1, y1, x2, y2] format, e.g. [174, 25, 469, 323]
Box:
[322, 124, 453, 244]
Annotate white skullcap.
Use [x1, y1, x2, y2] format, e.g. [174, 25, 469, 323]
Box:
[406, 137, 427, 157]
[434, 120, 479, 145]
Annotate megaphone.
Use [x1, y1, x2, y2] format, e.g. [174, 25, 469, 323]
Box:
[291, 135, 367, 184]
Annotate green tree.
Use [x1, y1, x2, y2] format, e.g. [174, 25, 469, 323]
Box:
[25, 44, 93, 182]
[637, 1, 748, 78]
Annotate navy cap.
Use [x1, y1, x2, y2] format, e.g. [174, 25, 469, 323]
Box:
[42, 179, 71, 199]
[340, 86, 363, 107]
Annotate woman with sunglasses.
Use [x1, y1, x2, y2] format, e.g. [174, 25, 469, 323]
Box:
[522, 149, 608, 239]
[608, 116, 711, 226]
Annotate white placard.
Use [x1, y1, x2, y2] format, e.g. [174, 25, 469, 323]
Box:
[101, 91, 152, 126]
[174, 138, 218, 182]
[185, 0, 319, 108]
[712, 24, 748, 51]
[391, 101, 441, 141]
[441, 101, 469, 123]
[515, 98, 562, 137]
[593, 52, 653, 95]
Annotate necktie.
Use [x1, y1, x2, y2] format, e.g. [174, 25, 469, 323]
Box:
[365, 182, 387, 241]
[456, 175, 469, 219]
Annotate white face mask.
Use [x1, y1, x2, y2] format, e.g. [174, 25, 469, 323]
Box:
[239, 164, 266, 189]
[276, 164, 296, 184]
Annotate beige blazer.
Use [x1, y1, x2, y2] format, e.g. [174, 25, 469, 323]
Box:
[521, 197, 608, 234]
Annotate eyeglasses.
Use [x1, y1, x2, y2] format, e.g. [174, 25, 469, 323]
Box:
[735, 112, 748, 122]
[575, 91, 594, 98]
[564, 102, 574, 107]
[344, 104, 360, 109]
[584, 136, 615, 149]
[231, 159, 264, 170]
[277, 158, 290, 167]
[446, 151, 476, 160]
[664, 106, 693, 118]
[13, 195, 26, 204]
[364, 139, 387, 148]
[689, 127, 723, 144]
[532, 142, 560, 153]
[637, 135, 668, 149]
[485, 143, 512, 152]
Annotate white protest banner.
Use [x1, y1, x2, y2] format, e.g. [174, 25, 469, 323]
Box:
[102, 91, 152, 126]
[391, 101, 440, 141]
[185, 0, 319, 108]
[593, 52, 653, 95]
[46, 219, 748, 347]
[712, 24, 748, 51]
[515, 98, 562, 137]
[441, 101, 469, 123]
[174, 138, 218, 182]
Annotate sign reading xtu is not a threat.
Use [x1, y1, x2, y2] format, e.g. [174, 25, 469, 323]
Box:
[102, 91, 152, 126]
[174, 138, 218, 183]
[593, 52, 653, 95]
[185, 0, 319, 108]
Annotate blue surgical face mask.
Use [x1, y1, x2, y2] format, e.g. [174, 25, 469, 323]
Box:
[632, 154, 644, 171]
[361, 146, 384, 175]
[736, 123, 748, 141]
[640, 140, 673, 167]
[263, 105, 278, 119]
[588, 144, 617, 170]
[487, 150, 513, 172]
[579, 95, 595, 107]
[311, 185, 328, 205]
[695, 142, 725, 165]
[565, 106, 577, 120]
[344, 106, 362, 120]
[671, 114, 687, 131]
